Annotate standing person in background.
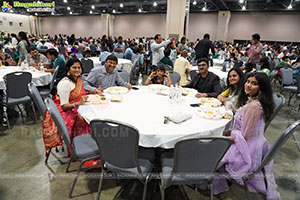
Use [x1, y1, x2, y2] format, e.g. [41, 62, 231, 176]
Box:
[17, 31, 30, 65]
[247, 33, 263, 65]
[194, 33, 215, 60]
[113, 36, 125, 53]
[151, 34, 174, 67]
[178, 36, 189, 54]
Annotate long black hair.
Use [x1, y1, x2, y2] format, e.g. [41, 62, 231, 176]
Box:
[65, 58, 83, 83]
[226, 67, 245, 95]
[18, 31, 30, 48]
[237, 72, 274, 121]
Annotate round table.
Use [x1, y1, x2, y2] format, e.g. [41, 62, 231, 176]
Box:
[86, 57, 133, 73]
[0, 66, 52, 89]
[78, 86, 231, 149]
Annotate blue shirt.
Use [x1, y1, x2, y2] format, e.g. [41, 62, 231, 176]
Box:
[83, 66, 126, 91]
[113, 42, 124, 52]
[124, 48, 133, 61]
[99, 51, 111, 63]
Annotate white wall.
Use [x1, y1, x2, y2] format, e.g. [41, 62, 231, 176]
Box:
[188, 13, 218, 42]
[0, 12, 31, 34]
[41, 15, 104, 38]
[113, 14, 166, 39]
[39, 12, 300, 42]
[227, 12, 300, 43]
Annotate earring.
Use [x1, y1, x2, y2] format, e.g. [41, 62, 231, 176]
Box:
[67, 72, 70, 75]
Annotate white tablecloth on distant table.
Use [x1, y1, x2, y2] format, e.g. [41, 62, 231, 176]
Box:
[212, 58, 225, 66]
[78, 86, 231, 149]
[86, 57, 133, 73]
[0, 66, 52, 89]
[191, 66, 228, 83]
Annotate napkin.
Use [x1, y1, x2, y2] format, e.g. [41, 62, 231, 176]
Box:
[164, 112, 192, 124]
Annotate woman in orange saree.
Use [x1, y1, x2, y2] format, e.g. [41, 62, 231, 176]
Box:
[43, 58, 98, 167]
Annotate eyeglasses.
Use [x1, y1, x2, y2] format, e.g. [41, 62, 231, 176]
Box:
[198, 64, 207, 67]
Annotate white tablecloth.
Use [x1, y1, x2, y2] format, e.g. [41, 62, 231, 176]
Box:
[0, 66, 52, 89]
[212, 58, 225, 66]
[78, 86, 231, 148]
[86, 57, 133, 73]
[191, 66, 228, 83]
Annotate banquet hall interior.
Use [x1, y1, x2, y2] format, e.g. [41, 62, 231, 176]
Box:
[1, 0, 300, 199]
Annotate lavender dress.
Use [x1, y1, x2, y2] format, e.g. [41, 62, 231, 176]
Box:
[213, 100, 281, 200]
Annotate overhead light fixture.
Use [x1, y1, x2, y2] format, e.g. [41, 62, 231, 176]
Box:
[69, 11, 72, 14]
[120, 3, 124, 8]
[102, 9, 106, 13]
[67, 6, 70, 10]
[112, 9, 116, 13]
[91, 5, 95, 9]
[51, 12, 54, 15]
[288, 4, 293, 9]
[153, 2, 157, 6]
[193, 0, 197, 5]
[202, 2, 207, 11]
[242, 5, 246, 10]
[35, 13, 38, 16]
[90, 10, 93, 14]
[9, 9, 13, 13]
[138, 8, 142, 12]
[202, 7, 207, 11]
[239, 0, 244, 3]
[63, 0, 67, 3]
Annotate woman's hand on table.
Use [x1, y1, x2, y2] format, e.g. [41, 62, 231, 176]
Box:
[217, 94, 226, 104]
[126, 82, 132, 90]
[78, 95, 88, 105]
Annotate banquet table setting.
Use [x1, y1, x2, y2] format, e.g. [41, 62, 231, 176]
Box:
[78, 85, 232, 149]
[0, 66, 52, 89]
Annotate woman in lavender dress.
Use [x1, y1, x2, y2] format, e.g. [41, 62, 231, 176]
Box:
[213, 72, 281, 200]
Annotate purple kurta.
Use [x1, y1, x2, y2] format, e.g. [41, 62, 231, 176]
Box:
[213, 100, 281, 200]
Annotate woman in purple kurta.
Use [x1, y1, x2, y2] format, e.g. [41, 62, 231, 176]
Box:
[213, 72, 281, 200]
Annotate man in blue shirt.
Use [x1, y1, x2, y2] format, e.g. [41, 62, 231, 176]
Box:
[124, 43, 136, 61]
[46, 48, 67, 81]
[84, 54, 132, 94]
[113, 36, 124, 53]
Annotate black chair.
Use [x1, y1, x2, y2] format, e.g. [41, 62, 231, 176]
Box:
[4, 48, 16, 60]
[3, 71, 37, 129]
[118, 69, 130, 83]
[44, 98, 100, 198]
[58, 46, 66, 58]
[89, 44, 98, 56]
[265, 94, 285, 132]
[38, 66, 59, 98]
[28, 83, 47, 119]
[160, 137, 232, 200]
[81, 58, 94, 75]
[90, 119, 155, 200]
[169, 71, 181, 86]
[190, 70, 198, 81]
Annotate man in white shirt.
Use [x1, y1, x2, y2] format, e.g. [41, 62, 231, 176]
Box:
[173, 50, 193, 86]
[278, 47, 290, 60]
[151, 34, 174, 66]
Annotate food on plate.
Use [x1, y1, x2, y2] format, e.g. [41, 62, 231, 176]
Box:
[223, 112, 233, 119]
[105, 86, 128, 95]
[196, 106, 232, 120]
[148, 84, 168, 91]
[199, 97, 222, 107]
[182, 88, 197, 95]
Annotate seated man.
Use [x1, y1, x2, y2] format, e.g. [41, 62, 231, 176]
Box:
[124, 43, 135, 61]
[26, 46, 51, 69]
[46, 48, 67, 81]
[0, 45, 16, 66]
[186, 58, 221, 98]
[160, 48, 173, 67]
[173, 50, 192, 86]
[84, 54, 132, 94]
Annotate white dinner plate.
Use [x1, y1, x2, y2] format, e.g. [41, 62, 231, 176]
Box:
[105, 86, 128, 95]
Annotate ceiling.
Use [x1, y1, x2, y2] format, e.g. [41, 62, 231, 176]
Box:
[3, 0, 300, 16]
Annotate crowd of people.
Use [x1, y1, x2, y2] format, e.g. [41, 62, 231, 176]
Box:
[1, 30, 296, 199]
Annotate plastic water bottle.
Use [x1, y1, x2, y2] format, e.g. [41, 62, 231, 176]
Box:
[169, 85, 176, 104]
[40, 63, 44, 72]
[138, 73, 143, 86]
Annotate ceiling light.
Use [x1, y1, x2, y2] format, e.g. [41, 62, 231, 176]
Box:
[288, 4, 292, 9]
[138, 8, 142, 12]
[112, 9, 116, 13]
[120, 3, 124, 8]
[239, 0, 244, 3]
[102, 9, 106, 12]
[35, 13, 38, 16]
[193, 1, 197, 5]
[153, 2, 157, 6]
[67, 6, 70, 10]
[51, 12, 54, 15]
[202, 7, 207, 11]
[91, 5, 95, 9]
[90, 10, 93, 14]
[63, 0, 67, 3]
[242, 5, 246, 10]
[69, 11, 72, 14]
[9, 9, 13, 13]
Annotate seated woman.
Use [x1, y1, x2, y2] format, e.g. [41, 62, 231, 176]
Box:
[213, 73, 280, 200]
[217, 68, 244, 106]
[54, 58, 90, 139]
[258, 57, 270, 75]
[145, 65, 172, 87]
